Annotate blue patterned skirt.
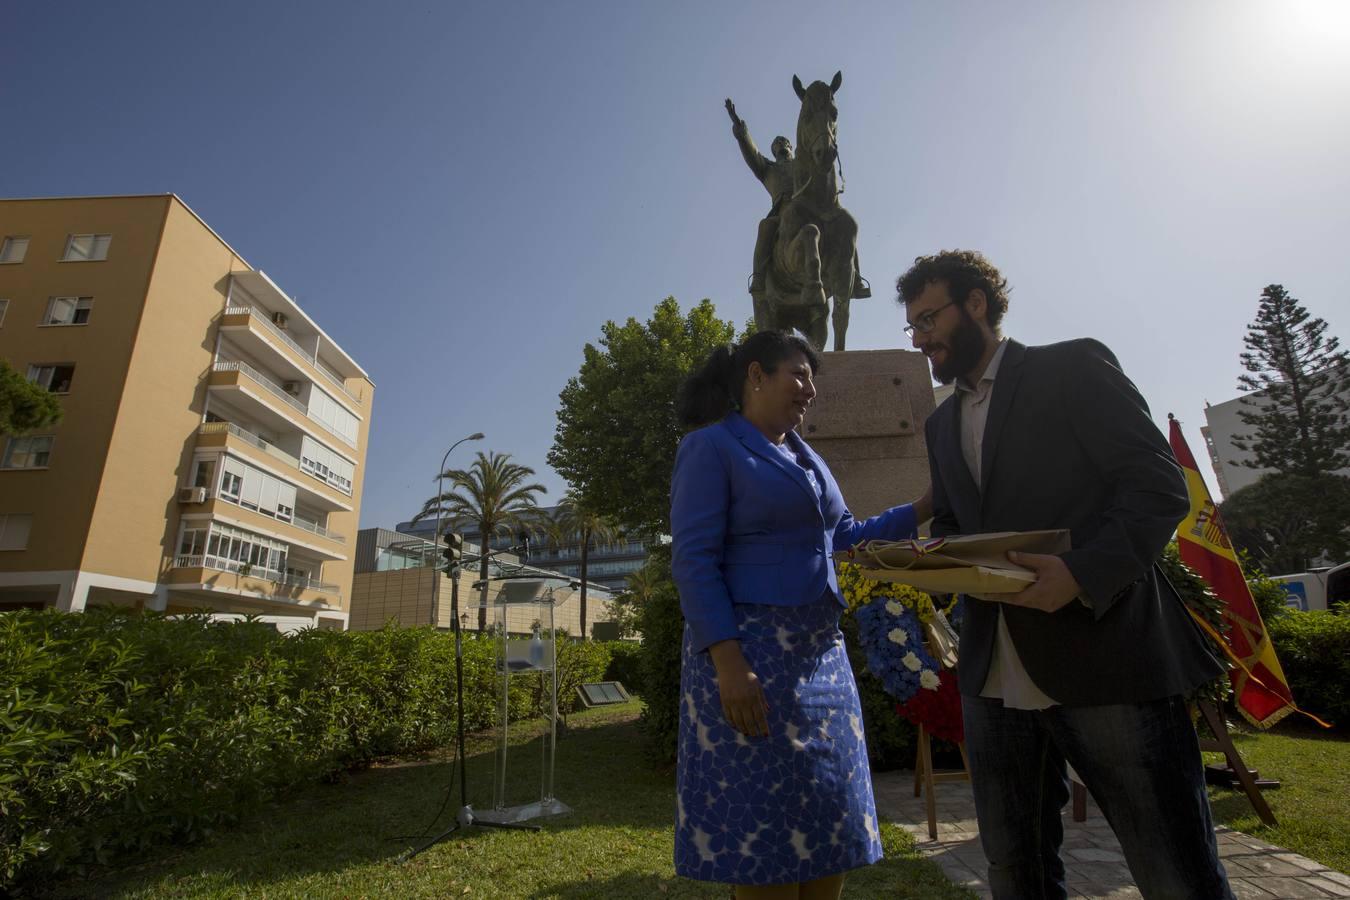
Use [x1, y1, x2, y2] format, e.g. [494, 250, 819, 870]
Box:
[674, 596, 883, 885]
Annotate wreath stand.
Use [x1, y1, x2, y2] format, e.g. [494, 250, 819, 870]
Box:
[912, 629, 971, 840]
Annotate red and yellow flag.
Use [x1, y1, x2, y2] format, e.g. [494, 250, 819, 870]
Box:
[1167, 416, 1305, 728]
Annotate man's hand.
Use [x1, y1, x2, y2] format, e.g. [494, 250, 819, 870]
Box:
[997, 551, 1083, 613]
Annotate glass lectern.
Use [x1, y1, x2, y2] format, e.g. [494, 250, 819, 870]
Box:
[470, 575, 573, 825]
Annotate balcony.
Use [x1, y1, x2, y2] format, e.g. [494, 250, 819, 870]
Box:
[209, 361, 358, 450]
[167, 555, 343, 609]
[197, 422, 353, 510]
[189, 497, 348, 560]
[220, 306, 364, 406]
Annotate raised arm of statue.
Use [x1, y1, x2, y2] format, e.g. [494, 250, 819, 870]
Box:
[725, 98, 770, 184]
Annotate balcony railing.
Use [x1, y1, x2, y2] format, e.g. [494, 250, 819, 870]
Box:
[213, 360, 357, 449]
[224, 306, 362, 404]
[199, 421, 301, 468]
[172, 554, 341, 595]
[291, 515, 347, 544]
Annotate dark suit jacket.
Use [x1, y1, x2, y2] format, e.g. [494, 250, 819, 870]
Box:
[926, 338, 1224, 705]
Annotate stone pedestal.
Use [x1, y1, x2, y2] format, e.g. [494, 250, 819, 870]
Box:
[801, 349, 936, 519]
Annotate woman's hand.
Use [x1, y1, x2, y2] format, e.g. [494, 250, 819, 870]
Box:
[708, 640, 770, 737]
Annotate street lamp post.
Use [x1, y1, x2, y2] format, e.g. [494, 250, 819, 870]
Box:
[433, 432, 484, 628]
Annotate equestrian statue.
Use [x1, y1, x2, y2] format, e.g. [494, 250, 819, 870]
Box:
[726, 70, 869, 351]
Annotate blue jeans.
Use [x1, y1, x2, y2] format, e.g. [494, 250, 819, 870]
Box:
[963, 694, 1234, 900]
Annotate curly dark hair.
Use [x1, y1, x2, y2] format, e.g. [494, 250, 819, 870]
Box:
[895, 250, 1010, 330]
[676, 330, 820, 428]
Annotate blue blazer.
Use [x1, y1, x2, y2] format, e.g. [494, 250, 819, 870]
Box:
[671, 412, 918, 653]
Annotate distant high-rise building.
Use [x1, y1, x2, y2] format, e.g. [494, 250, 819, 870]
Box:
[0, 195, 374, 628]
[395, 505, 650, 593]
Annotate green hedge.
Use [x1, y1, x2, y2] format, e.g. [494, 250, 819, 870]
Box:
[1267, 609, 1350, 728]
[0, 609, 610, 889]
[601, 640, 643, 694]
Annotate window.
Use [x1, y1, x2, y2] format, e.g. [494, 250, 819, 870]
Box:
[219, 456, 297, 522]
[299, 436, 354, 494]
[2, 436, 54, 469]
[0, 299, 8, 326]
[62, 234, 111, 261]
[189, 522, 288, 578]
[28, 364, 75, 394]
[0, 514, 33, 550]
[308, 388, 359, 446]
[0, 237, 28, 264]
[192, 459, 216, 490]
[44, 297, 93, 326]
[221, 469, 242, 501]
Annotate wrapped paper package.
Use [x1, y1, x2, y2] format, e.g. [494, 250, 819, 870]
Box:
[837, 530, 1072, 596]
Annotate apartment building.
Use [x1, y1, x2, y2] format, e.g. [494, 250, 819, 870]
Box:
[0, 195, 374, 628]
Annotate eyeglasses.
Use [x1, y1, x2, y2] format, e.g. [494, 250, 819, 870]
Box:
[903, 300, 955, 337]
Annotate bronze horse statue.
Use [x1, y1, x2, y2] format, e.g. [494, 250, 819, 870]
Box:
[758, 71, 861, 351]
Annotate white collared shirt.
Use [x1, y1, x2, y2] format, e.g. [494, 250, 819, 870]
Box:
[954, 338, 1059, 711]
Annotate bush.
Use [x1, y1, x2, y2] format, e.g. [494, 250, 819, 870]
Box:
[601, 640, 643, 694]
[1266, 609, 1350, 728]
[0, 610, 595, 890]
[634, 547, 683, 764]
[1242, 550, 1295, 623]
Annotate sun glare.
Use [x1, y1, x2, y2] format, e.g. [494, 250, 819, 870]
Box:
[1266, 0, 1350, 54]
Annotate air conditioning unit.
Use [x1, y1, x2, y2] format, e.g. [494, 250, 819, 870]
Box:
[178, 486, 207, 504]
[271, 312, 289, 328]
[282, 381, 302, 396]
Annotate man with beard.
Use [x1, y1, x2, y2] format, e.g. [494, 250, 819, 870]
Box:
[896, 250, 1232, 900]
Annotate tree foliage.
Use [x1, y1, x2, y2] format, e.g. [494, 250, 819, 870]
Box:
[0, 358, 62, 436]
[413, 450, 547, 630]
[548, 297, 737, 538]
[1232, 284, 1350, 479]
[550, 488, 619, 640]
[1220, 472, 1350, 573]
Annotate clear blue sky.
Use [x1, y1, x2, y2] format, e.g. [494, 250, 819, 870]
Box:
[6, 1, 1348, 524]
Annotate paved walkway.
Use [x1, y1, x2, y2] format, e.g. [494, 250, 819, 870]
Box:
[872, 771, 1350, 899]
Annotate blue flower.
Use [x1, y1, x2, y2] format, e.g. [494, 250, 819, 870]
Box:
[854, 596, 939, 704]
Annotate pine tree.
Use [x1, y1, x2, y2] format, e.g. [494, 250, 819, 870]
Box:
[1231, 284, 1350, 478]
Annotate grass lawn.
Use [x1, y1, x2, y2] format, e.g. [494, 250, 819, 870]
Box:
[46, 700, 971, 899]
[1204, 719, 1350, 874]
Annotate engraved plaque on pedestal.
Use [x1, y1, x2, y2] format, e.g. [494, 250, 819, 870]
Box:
[800, 349, 936, 520]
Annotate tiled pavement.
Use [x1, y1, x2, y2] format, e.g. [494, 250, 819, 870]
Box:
[872, 772, 1350, 899]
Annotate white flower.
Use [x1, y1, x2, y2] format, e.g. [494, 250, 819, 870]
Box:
[919, 669, 941, 690]
[885, 600, 905, 616]
[886, 627, 908, 646]
[901, 652, 922, 672]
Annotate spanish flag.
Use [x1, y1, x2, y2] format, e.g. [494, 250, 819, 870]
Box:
[1167, 416, 1307, 728]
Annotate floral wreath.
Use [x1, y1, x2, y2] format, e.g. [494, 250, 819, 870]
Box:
[840, 561, 965, 743]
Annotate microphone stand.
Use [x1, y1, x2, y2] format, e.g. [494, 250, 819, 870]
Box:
[400, 548, 540, 863]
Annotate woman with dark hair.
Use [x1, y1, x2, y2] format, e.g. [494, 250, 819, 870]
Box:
[671, 330, 931, 899]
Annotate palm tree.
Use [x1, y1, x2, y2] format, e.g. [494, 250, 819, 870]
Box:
[414, 450, 547, 631]
[553, 488, 619, 640]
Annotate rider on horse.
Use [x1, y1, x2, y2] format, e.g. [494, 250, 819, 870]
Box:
[726, 98, 871, 304]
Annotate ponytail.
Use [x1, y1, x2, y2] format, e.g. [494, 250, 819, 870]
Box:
[676, 343, 738, 427]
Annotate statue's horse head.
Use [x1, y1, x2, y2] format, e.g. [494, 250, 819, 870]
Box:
[792, 71, 841, 184]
